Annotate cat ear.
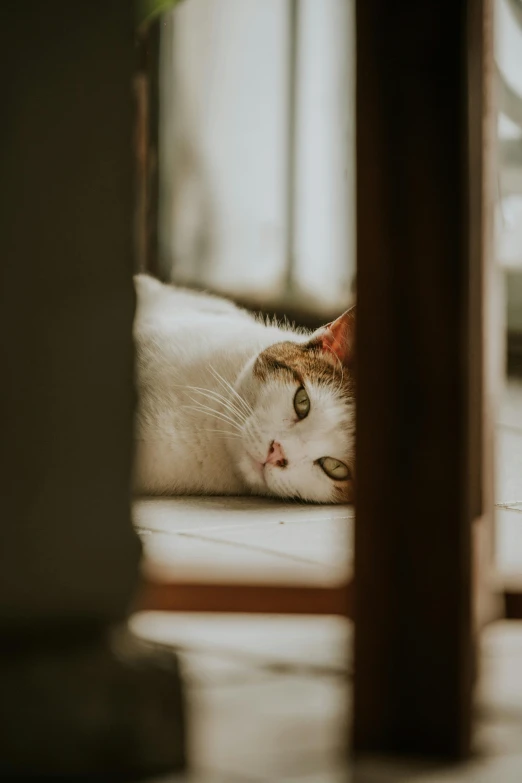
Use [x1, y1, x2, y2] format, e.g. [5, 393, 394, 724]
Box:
[310, 306, 356, 366]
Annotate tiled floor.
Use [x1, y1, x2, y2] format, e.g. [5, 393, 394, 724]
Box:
[133, 380, 522, 783]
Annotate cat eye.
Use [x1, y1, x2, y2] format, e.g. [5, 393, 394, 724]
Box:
[317, 457, 351, 481]
[293, 386, 310, 419]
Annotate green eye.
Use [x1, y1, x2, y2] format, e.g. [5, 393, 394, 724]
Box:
[317, 457, 351, 481]
[293, 386, 310, 419]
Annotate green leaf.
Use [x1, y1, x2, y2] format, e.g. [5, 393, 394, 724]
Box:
[136, 0, 183, 27]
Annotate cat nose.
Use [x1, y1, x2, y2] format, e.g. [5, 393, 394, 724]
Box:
[265, 440, 288, 468]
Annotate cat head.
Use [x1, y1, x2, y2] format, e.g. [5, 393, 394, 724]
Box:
[227, 308, 356, 503]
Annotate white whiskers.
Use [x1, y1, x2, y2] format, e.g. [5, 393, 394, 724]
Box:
[209, 365, 254, 417]
[174, 369, 253, 441]
[174, 385, 246, 431]
[200, 428, 243, 440]
[188, 387, 247, 423]
[182, 401, 244, 433]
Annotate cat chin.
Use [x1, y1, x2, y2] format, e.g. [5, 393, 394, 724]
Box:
[235, 452, 269, 494]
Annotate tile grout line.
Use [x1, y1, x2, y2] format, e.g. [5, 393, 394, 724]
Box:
[134, 513, 354, 537]
[174, 531, 334, 567]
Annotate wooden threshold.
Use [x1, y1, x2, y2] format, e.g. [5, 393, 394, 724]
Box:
[136, 578, 353, 617]
[137, 577, 522, 621]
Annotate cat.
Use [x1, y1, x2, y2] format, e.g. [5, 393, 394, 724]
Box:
[133, 275, 355, 503]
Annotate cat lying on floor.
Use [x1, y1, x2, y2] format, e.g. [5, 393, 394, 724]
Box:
[133, 275, 355, 503]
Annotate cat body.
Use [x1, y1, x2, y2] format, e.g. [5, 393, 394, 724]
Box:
[134, 275, 355, 503]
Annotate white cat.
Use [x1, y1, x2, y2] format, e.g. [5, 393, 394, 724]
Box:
[133, 275, 355, 503]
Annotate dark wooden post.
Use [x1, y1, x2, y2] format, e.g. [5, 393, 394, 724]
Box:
[353, 0, 491, 757]
[0, 2, 140, 629]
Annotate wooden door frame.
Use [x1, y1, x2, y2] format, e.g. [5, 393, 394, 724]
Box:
[352, 0, 493, 759]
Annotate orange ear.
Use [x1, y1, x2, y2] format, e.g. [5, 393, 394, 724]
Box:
[312, 306, 356, 366]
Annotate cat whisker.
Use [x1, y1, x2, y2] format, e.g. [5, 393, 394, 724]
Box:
[190, 388, 248, 424]
[188, 413, 243, 435]
[182, 395, 245, 431]
[182, 401, 242, 428]
[200, 428, 242, 439]
[208, 365, 254, 417]
[181, 403, 244, 433]
[174, 383, 248, 424]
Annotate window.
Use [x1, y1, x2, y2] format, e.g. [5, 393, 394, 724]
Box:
[158, 0, 356, 315]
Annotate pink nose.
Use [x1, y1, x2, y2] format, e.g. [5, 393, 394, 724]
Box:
[265, 440, 288, 468]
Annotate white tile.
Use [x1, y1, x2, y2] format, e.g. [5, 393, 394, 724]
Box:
[184, 516, 353, 571]
[134, 496, 353, 535]
[188, 674, 349, 780]
[497, 380, 522, 432]
[350, 756, 522, 783]
[278, 772, 348, 783]
[495, 509, 522, 580]
[141, 532, 343, 585]
[149, 771, 348, 783]
[131, 612, 351, 672]
[482, 620, 522, 657]
[494, 379, 522, 585]
[479, 621, 522, 716]
[177, 650, 269, 689]
[495, 380, 522, 516]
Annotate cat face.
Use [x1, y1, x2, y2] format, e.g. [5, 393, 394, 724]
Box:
[227, 309, 355, 503]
